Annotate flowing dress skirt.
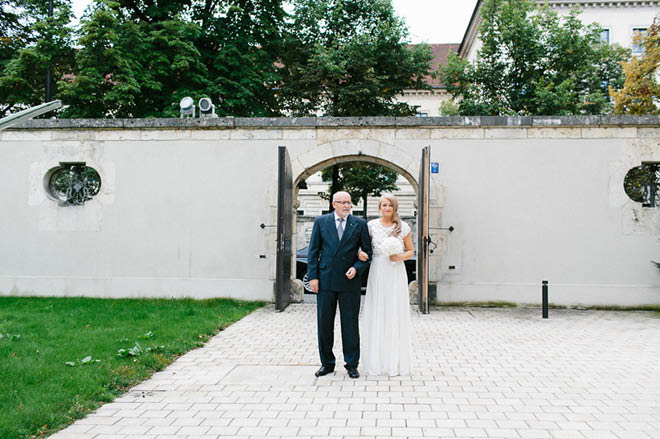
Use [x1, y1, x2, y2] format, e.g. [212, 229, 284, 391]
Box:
[361, 254, 412, 376]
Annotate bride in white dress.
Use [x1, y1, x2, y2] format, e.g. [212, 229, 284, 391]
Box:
[360, 194, 414, 376]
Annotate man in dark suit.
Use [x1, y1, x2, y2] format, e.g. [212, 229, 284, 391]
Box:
[307, 191, 372, 379]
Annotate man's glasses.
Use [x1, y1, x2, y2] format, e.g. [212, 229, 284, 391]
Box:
[334, 201, 351, 205]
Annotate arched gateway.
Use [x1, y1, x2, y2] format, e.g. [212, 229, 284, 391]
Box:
[272, 139, 432, 313]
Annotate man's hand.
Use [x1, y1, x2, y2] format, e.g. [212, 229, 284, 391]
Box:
[309, 279, 319, 293]
[345, 267, 357, 279]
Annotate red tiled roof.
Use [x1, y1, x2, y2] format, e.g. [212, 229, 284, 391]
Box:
[409, 43, 460, 88]
[427, 43, 460, 87]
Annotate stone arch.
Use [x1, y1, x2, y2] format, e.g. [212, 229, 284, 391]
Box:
[290, 139, 420, 204]
[293, 154, 418, 203]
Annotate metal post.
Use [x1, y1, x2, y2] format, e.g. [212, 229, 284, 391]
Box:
[542, 280, 548, 319]
[45, 0, 53, 102]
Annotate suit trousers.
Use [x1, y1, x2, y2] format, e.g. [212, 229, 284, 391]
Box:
[317, 289, 361, 368]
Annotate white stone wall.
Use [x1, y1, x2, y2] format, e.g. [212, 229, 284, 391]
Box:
[0, 118, 658, 306]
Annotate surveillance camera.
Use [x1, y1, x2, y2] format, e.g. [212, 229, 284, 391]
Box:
[198, 97, 216, 117]
[179, 96, 195, 118]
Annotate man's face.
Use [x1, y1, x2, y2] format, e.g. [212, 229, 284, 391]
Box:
[332, 193, 352, 219]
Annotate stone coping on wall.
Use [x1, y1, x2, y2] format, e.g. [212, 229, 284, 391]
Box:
[10, 115, 660, 130]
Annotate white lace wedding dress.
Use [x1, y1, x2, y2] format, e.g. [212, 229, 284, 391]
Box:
[361, 219, 413, 376]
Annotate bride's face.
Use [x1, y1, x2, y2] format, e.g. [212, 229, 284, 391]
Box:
[379, 199, 394, 219]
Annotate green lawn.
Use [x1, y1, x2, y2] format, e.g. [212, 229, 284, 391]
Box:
[0, 296, 265, 439]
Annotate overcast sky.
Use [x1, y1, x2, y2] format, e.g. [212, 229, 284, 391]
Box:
[391, 0, 478, 44]
[71, 0, 479, 44]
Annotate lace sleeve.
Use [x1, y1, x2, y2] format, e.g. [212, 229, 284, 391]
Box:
[401, 221, 411, 238]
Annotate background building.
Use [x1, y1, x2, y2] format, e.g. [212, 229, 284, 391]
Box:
[459, 0, 660, 61]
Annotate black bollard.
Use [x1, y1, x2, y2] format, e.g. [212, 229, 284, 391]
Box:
[542, 280, 548, 319]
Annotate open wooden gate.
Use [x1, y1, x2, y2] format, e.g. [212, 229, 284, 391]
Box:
[417, 146, 430, 314]
[275, 146, 293, 311]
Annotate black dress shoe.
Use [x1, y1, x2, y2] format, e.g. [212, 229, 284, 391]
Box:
[346, 366, 360, 379]
[315, 365, 334, 377]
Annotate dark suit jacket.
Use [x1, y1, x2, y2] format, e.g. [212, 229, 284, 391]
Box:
[307, 213, 373, 293]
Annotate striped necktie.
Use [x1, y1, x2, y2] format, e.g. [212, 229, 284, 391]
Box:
[337, 218, 344, 240]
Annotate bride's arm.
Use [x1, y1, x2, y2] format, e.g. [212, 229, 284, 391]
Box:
[390, 233, 414, 262]
[357, 242, 370, 262]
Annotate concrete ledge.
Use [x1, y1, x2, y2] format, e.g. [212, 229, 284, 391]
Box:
[532, 116, 602, 126]
[10, 115, 660, 130]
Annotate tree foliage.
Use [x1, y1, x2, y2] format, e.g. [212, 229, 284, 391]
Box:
[58, 0, 285, 118]
[1, 0, 432, 118]
[279, 0, 433, 117]
[0, 0, 75, 115]
[321, 162, 399, 218]
[59, 1, 209, 118]
[198, 0, 286, 117]
[610, 16, 660, 115]
[439, 0, 630, 116]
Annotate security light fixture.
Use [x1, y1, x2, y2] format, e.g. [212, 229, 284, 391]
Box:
[198, 97, 216, 117]
[180, 96, 195, 118]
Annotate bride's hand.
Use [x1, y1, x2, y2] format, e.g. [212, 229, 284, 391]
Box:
[389, 254, 401, 262]
[357, 249, 369, 262]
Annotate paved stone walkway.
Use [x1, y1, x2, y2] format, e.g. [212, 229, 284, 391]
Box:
[51, 303, 660, 439]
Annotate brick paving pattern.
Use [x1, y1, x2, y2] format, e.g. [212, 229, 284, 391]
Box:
[50, 303, 660, 439]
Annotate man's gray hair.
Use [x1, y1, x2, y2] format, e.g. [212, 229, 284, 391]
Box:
[332, 191, 351, 202]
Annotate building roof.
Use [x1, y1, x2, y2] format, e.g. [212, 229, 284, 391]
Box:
[416, 43, 460, 88]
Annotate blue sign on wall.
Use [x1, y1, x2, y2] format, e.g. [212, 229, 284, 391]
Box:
[431, 162, 439, 174]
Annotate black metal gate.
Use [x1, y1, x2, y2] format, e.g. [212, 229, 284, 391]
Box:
[275, 146, 293, 311]
[417, 146, 430, 314]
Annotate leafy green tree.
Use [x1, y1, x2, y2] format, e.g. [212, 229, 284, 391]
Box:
[0, 0, 75, 116]
[59, 1, 209, 118]
[322, 162, 399, 218]
[59, 0, 285, 117]
[440, 0, 630, 116]
[196, 0, 286, 116]
[58, 2, 141, 118]
[0, 1, 23, 72]
[610, 16, 660, 114]
[439, 99, 460, 116]
[279, 0, 433, 116]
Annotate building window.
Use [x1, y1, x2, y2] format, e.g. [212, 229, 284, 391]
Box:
[415, 112, 429, 117]
[296, 210, 305, 216]
[600, 29, 610, 44]
[632, 28, 647, 54]
[321, 210, 330, 215]
[47, 163, 101, 206]
[624, 163, 659, 207]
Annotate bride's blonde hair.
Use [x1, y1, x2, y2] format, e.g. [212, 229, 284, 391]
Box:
[378, 194, 401, 237]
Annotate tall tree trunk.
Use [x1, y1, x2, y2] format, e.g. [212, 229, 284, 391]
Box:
[361, 193, 368, 219]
